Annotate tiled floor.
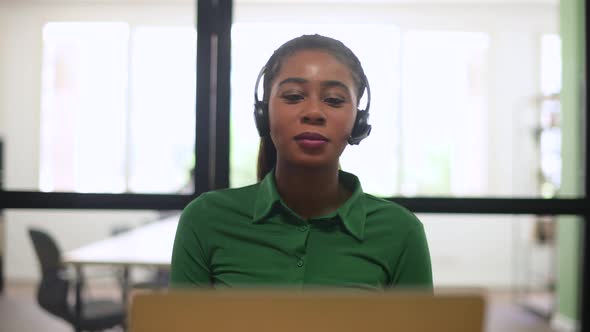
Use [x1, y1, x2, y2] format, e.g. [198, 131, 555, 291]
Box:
[0, 282, 557, 332]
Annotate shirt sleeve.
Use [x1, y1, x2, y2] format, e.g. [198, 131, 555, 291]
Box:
[169, 199, 212, 288]
[391, 222, 433, 290]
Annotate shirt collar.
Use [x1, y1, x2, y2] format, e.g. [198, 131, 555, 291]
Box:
[252, 169, 366, 241]
[252, 170, 281, 223]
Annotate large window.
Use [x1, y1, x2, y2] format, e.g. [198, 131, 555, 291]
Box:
[40, 23, 196, 194]
[230, 23, 400, 194]
[231, 24, 496, 197]
[399, 31, 489, 197]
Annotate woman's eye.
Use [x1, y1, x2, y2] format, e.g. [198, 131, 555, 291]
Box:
[324, 97, 345, 106]
[282, 94, 304, 103]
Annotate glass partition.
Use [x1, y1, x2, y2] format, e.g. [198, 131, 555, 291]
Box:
[230, 1, 562, 199]
[39, 23, 196, 194]
[0, 1, 197, 193]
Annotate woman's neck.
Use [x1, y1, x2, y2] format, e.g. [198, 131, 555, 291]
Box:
[274, 161, 350, 220]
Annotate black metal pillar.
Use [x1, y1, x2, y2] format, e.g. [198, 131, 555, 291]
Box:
[194, 0, 232, 195]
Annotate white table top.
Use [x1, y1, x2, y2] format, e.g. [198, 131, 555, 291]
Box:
[63, 215, 180, 267]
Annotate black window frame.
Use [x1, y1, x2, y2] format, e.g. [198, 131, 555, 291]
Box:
[0, 1, 588, 329]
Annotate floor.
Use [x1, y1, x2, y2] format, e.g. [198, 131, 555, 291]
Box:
[0, 281, 124, 332]
[0, 281, 557, 332]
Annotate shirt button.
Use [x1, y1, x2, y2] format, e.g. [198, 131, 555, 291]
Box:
[297, 259, 304, 267]
[299, 225, 308, 232]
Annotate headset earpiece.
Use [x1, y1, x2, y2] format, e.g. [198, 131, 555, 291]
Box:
[348, 109, 372, 145]
[253, 66, 271, 137]
[253, 100, 270, 137]
[348, 78, 372, 145]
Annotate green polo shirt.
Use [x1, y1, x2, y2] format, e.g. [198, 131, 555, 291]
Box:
[170, 170, 432, 291]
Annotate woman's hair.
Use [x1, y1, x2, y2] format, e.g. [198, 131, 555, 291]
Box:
[256, 34, 368, 181]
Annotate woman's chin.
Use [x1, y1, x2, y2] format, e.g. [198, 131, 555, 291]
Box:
[280, 156, 338, 170]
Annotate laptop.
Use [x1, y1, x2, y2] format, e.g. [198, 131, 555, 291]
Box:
[129, 289, 485, 332]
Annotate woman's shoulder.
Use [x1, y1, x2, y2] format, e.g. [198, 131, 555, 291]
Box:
[361, 193, 423, 230]
[182, 183, 260, 217]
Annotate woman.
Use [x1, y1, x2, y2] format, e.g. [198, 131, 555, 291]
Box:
[170, 34, 432, 290]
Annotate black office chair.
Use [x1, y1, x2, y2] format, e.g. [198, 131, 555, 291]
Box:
[28, 228, 125, 332]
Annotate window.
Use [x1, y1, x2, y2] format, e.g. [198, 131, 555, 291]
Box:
[230, 24, 491, 197]
[538, 34, 562, 198]
[400, 31, 489, 197]
[128, 27, 196, 193]
[40, 23, 196, 193]
[230, 23, 401, 193]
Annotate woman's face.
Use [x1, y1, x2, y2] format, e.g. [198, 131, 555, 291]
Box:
[268, 49, 358, 169]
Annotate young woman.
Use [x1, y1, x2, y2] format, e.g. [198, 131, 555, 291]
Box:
[170, 34, 432, 290]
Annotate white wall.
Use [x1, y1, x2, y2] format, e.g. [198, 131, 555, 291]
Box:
[0, 0, 559, 286]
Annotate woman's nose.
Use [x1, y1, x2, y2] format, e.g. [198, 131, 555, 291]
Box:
[301, 99, 326, 125]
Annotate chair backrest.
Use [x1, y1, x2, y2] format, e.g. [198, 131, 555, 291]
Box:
[28, 229, 63, 277]
[28, 228, 73, 323]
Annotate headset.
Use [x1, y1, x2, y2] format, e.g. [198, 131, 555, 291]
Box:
[253, 65, 372, 145]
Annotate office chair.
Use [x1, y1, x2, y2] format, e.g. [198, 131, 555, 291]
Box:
[28, 228, 125, 332]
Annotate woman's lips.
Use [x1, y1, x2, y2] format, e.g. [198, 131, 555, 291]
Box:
[294, 132, 328, 149]
[294, 132, 328, 141]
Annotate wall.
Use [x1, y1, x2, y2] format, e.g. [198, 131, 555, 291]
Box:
[555, 0, 585, 326]
[0, 0, 559, 286]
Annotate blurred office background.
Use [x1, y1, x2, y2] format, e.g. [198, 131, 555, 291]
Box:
[0, 0, 584, 331]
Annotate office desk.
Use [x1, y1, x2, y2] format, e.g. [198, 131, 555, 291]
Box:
[62, 214, 179, 330]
